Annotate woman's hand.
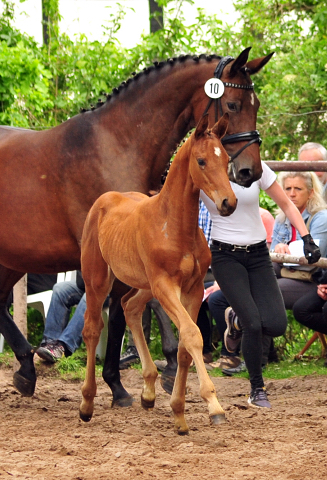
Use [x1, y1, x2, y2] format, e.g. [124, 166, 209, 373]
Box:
[317, 284, 327, 300]
[204, 281, 220, 301]
[273, 243, 291, 255]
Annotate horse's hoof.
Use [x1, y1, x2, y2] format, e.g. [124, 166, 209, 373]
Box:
[210, 413, 226, 425]
[160, 373, 175, 395]
[111, 395, 134, 408]
[79, 411, 93, 422]
[141, 396, 155, 410]
[13, 372, 35, 397]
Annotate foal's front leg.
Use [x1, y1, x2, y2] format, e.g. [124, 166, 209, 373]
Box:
[122, 288, 158, 409]
[182, 289, 226, 425]
[155, 282, 225, 434]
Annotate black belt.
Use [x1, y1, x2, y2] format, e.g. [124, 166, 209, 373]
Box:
[211, 239, 267, 253]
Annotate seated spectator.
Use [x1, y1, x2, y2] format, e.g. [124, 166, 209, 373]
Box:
[271, 171, 327, 309]
[36, 271, 88, 362]
[293, 268, 327, 366]
[298, 142, 327, 201]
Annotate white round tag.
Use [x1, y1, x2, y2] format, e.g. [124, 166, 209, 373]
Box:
[204, 78, 225, 99]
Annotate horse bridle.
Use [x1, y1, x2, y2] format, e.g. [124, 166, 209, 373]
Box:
[203, 56, 262, 164]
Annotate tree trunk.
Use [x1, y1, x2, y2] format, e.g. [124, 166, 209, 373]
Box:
[149, 0, 163, 33]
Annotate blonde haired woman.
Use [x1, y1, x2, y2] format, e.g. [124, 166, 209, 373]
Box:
[271, 171, 327, 309]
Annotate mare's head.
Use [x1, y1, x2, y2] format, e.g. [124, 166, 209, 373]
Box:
[189, 114, 237, 217]
[195, 48, 274, 188]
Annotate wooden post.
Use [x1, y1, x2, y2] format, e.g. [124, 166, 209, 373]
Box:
[13, 275, 27, 371]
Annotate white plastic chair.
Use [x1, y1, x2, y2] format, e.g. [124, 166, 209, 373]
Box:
[26, 271, 76, 319]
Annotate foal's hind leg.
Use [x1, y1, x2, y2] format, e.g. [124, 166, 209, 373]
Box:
[80, 234, 113, 422]
[122, 289, 158, 409]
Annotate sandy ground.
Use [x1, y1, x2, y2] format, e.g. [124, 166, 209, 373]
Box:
[0, 362, 327, 480]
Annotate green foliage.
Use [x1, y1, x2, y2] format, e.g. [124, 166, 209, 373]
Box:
[259, 190, 278, 215]
[26, 308, 44, 347]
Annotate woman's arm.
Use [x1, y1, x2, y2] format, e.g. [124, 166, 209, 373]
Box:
[265, 181, 309, 236]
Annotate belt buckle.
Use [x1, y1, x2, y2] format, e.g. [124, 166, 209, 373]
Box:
[231, 244, 250, 252]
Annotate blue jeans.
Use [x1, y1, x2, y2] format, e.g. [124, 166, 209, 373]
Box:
[210, 242, 287, 390]
[42, 281, 85, 355]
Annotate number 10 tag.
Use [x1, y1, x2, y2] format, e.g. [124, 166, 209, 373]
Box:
[204, 78, 225, 99]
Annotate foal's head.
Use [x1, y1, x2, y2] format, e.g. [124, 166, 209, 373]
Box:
[190, 113, 237, 216]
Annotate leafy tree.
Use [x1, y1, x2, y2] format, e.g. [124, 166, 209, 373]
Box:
[0, 0, 327, 165]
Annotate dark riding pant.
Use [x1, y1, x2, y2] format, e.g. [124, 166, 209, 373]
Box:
[210, 241, 287, 390]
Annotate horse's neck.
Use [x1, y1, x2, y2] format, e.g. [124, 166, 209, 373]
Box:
[158, 143, 200, 240]
[95, 59, 216, 190]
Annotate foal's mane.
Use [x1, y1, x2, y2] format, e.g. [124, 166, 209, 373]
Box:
[80, 54, 222, 113]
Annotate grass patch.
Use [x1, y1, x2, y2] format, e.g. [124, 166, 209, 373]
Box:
[209, 357, 327, 380]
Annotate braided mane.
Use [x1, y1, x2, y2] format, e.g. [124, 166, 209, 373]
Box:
[80, 54, 221, 113]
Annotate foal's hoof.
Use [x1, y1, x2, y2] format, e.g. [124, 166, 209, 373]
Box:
[79, 410, 93, 422]
[111, 395, 134, 408]
[160, 373, 175, 395]
[13, 372, 35, 397]
[177, 428, 189, 436]
[141, 396, 155, 410]
[210, 413, 226, 425]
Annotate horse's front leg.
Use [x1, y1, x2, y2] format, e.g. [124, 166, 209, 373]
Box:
[147, 298, 178, 395]
[0, 267, 36, 397]
[0, 304, 36, 396]
[122, 289, 158, 409]
[102, 281, 134, 407]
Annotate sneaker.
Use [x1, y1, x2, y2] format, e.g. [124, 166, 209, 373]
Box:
[224, 307, 242, 353]
[36, 341, 65, 363]
[247, 387, 271, 408]
[119, 346, 140, 370]
[222, 361, 247, 376]
[209, 355, 240, 370]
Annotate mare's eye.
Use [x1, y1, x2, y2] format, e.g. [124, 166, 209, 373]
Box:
[197, 158, 206, 167]
[227, 102, 237, 112]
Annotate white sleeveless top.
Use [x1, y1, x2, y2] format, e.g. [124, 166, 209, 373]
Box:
[200, 162, 276, 245]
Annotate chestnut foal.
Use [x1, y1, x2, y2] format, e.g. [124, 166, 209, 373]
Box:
[79, 113, 237, 434]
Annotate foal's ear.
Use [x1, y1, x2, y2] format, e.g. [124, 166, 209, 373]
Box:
[194, 114, 209, 139]
[212, 113, 229, 139]
[245, 52, 274, 75]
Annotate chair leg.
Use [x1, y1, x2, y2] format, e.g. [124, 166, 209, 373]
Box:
[295, 332, 319, 359]
[295, 331, 327, 359]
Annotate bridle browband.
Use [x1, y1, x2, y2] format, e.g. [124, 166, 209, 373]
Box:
[203, 56, 262, 164]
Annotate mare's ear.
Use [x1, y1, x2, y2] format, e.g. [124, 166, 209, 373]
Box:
[212, 113, 229, 139]
[194, 114, 209, 140]
[245, 52, 274, 75]
[229, 47, 252, 78]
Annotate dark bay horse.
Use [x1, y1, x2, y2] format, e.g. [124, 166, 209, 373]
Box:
[0, 47, 273, 397]
[80, 114, 236, 433]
